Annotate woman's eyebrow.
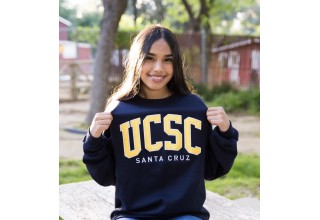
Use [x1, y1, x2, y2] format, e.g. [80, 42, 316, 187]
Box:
[148, 52, 173, 57]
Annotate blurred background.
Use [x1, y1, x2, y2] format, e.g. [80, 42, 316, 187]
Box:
[59, 0, 260, 214]
[59, 0, 260, 103]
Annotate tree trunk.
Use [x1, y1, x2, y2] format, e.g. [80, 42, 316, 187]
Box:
[86, 0, 127, 124]
[181, 0, 213, 86]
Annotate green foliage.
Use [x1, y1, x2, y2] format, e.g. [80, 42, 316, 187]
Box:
[69, 26, 100, 49]
[194, 82, 237, 101]
[209, 0, 259, 35]
[60, 0, 259, 37]
[205, 153, 260, 199]
[77, 12, 103, 27]
[118, 0, 259, 34]
[204, 86, 260, 114]
[116, 30, 138, 49]
[163, 1, 190, 32]
[124, 0, 166, 27]
[59, 0, 77, 24]
[118, 14, 145, 31]
[68, 26, 138, 51]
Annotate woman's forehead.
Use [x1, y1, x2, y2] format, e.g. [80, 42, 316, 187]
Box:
[148, 39, 172, 55]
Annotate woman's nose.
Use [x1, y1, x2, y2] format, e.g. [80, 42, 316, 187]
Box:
[153, 61, 163, 71]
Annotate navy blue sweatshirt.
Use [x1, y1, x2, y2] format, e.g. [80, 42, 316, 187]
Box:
[83, 93, 238, 220]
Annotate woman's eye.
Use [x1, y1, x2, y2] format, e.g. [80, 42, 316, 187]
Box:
[145, 56, 154, 61]
[164, 57, 173, 62]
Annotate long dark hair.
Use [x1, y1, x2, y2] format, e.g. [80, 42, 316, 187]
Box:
[106, 24, 194, 107]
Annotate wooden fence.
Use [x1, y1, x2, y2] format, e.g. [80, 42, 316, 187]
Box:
[59, 59, 94, 101]
[60, 59, 123, 101]
[59, 56, 124, 101]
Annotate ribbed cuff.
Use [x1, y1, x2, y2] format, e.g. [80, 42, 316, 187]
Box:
[218, 121, 235, 138]
[83, 128, 103, 145]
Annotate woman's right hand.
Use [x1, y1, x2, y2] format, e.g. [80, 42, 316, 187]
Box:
[89, 112, 113, 138]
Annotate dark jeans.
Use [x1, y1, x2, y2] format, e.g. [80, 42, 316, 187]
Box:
[117, 215, 202, 220]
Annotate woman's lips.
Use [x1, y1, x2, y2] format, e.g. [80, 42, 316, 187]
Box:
[148, 74, 165, 82]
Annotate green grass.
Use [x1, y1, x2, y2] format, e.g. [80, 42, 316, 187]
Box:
[59, 160, 91, 184]
[205, 153, 260, 199]
[59, 153, 260, 200]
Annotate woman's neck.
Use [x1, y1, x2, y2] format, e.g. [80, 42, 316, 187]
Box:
[139, 88, 172, 99]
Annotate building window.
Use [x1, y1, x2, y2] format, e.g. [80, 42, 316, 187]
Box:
[251, 50, 260, 71]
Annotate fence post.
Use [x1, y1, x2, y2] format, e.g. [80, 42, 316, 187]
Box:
[70, 63, 77, 101]
[201, 27, 207, 84]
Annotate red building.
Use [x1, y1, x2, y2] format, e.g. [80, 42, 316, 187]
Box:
[209, 38, 260, 88]
[59, 16, 93, 74]
[59, 16, 71, 41]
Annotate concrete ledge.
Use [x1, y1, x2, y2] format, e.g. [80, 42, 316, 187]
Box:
[59, 180, 259, 220]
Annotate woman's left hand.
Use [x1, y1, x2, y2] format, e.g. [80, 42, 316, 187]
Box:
[206, 106, 230, 132]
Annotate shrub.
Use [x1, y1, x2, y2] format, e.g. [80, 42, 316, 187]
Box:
[206, 87, 260, 114]
[194, 82, 237, 101]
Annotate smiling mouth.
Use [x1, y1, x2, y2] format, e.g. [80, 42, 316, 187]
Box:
[148, 74, 165, 82]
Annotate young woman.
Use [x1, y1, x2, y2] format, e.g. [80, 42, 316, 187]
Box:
[83, 24, 239, 220]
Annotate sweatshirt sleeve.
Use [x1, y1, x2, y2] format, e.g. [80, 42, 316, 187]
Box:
[82, 129, 116, 186]
[204, 121, 239, 181]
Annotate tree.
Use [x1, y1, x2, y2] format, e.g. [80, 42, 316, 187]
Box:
[158, 0, 259, 35]
[125, 0, 166, 27]
[181, 0, 212, 32]
[180, 0, 214, 84]
[59, 0, 77, 24]
[86, 0, 128, 124]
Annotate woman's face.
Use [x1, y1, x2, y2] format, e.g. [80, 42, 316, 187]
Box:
[140, 38, 174, 99]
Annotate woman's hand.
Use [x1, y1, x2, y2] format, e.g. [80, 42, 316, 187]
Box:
[206, 106, 230, 132]
[89, 112, 113, 138]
